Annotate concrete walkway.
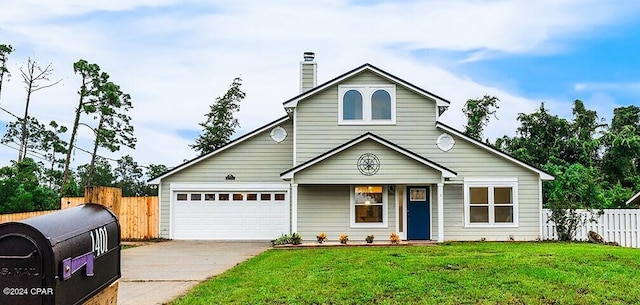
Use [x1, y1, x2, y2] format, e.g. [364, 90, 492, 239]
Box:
[117, 240, 271, 305]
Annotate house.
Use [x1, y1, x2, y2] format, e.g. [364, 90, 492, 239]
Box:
[148, 53, 554, 242]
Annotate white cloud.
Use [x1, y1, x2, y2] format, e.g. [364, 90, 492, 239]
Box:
[1, 0, 638, 169]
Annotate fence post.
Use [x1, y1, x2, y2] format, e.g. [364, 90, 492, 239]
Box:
[84, 186, 122, 216]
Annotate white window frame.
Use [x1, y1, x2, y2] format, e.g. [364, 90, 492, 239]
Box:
[338, 85, 396, 125]
[463, 178, 519, 228]
[350, 185, 388, 228]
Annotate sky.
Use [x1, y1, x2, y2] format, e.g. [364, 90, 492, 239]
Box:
[1, 0, 640, 172]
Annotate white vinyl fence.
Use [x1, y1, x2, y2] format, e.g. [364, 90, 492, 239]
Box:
[542, 209, 640, 248]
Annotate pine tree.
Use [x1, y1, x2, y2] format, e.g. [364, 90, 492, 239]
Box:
[190, 77, 245, 155]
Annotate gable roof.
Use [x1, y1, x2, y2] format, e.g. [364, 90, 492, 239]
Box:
[280, 132, 457, 180]
[283, 63, 451, 108]
[626, 191, 640, 206]
[435, 122, 555, 181]
[148, 115, 290, 184]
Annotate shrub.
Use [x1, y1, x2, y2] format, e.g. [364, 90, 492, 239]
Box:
[339, 234, 349, 244]
[272, 233, 303, 246]
[389, 232, 400, 244]
[291, 233, 302, 245]
[316, 232, 328, 244]
[365, 235, 375, 243]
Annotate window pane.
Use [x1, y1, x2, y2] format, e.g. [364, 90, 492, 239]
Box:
[274, 193, 285, 201]
[261, 194, 271, 201]
[233, 193, 244, 201]
[371, 90, 391, 120]
[470, 187, 488, 204]
[247, 193, 257, 201]
[355, 205, 383, 223]
[343, 90, 363, 120]
[494, 187, 512, 204]
[355, 186, 383, 204]
[204, 194, 215, 201]
[495, 206, 513, 223]
[470, 206, 489, 223]
[190, 193, 201, 201]
[177, 194, 187, 201]
[218, 194, 229, 201]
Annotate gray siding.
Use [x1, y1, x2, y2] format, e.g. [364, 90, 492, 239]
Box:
[297, 185, 397, 241]
[296, 71, 438, 166]
[295, 140, 442, 184]
[294, 70, 543, 240]
[158, 120, 293, 238]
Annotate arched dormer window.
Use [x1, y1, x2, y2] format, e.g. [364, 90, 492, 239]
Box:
[338, 85, 396, 125]
[342, 89, 363, 120]
[371, 89, 391, 120]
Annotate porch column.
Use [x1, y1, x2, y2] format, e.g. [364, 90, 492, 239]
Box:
[437, 183, 444, 242]
[291, 183, 298, 233]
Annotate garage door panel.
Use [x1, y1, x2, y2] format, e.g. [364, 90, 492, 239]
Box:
[173, 191, 289, 240]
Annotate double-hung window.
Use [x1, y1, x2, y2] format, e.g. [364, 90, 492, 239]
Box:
[464, 178, 518, 227]
[350, 185, 388, 228]
[339, 85, 396, 125]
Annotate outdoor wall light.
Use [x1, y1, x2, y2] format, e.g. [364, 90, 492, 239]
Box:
[225, 174, 235, 181]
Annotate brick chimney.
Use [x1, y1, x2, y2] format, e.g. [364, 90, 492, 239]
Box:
[300, 52, 317, 93]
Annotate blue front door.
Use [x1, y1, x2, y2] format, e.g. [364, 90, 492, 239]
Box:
[407, 186, 430, 240]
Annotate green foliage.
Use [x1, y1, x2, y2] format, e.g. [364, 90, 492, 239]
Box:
[76, 157, 115, 191]
[0, 44, 13, 96]
[365, 234, 375, 243]
[113, 155, 144, 196]
[0, 158, 59, 213]
[271, 233, 302, 246]
[601, 106, 640, 188]
[190, 77, 245, 155]
[171, 243, 640, 305]
[462, 95, 499, 141]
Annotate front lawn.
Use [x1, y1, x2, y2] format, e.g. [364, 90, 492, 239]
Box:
[170, 242, 640, 305]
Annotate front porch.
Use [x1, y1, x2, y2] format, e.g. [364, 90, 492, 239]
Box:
[292, 183, 449, 242]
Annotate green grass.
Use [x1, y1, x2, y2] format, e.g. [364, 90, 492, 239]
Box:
[170, 242, 640, 305]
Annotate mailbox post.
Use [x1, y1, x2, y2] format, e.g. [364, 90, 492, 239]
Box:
[0, 204, 121, 305]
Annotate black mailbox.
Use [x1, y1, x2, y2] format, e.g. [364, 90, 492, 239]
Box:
[0, 204, 121, 305]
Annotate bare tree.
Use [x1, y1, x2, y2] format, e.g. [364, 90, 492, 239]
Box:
[17, 58, 62, 161]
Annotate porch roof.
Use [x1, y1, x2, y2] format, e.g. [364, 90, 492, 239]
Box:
[280, 132, 457, 180]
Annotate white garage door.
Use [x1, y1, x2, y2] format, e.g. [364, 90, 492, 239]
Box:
[172, 191, 290, 240]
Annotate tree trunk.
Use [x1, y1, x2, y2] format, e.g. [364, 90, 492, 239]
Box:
[61, 96, 85, 195]
[86, 116, 105, 188]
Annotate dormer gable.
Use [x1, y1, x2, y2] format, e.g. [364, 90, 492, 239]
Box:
[283, 63, 451, 110]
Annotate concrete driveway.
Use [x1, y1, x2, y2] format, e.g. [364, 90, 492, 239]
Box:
[117, 240, 271, 305]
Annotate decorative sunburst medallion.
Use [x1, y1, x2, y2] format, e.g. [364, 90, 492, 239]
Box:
[357, 153, 380, 176]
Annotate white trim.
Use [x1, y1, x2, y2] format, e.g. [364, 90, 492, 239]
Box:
[436, 123, 554, 181]
[169, 183, 176, 239]
[463, 178, 519, 228]
[464, 177, 518, 183]
[293, 108, 297, 166]
[437, 182, 444, 242]
[158, 183, 163, 238]
[283, 64, 451, 109]
[169, 183, 290, 191]
[350, 185, 389, 228]
[625, 191, 640, 205]
[281, 133, 457, 179]
[430, 186, 435, 240]
[539, 178, 544, 239]
[338, 85, 397, 125]
[148, 116, 290, 184]
[396, 185, 407, 240]
[291, 183, 298, 233]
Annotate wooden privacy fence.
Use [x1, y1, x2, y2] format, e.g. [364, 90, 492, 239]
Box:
[542, 209, 640, 248]
[0, 196, 159, 240]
